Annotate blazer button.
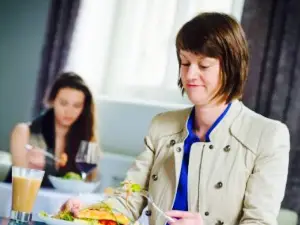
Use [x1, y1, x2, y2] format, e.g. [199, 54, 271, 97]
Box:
[204, 211, 209, 216]
[209, 144, 214, 149]
[145, 210, 152, 216]
[224, 145, 231, 152]
[176, 147, 182, 152]
[215, 181, 223, 189]
[152, 174, 158, 181]
[170, 139, 176, 146]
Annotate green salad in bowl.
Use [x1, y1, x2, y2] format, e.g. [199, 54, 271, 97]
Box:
[48, 172, 100, 193]
[63, 172, 82, 180]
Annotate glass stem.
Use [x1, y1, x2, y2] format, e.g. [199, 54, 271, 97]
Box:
[81, 172, 87, 180]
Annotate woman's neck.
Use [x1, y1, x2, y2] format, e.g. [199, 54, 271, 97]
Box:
[194, 101, 228, 138]
[54, 121, 70, 138]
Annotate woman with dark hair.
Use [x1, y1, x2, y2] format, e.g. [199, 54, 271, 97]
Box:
[62, 12, 289, 225]
[7, 72, 99, 187]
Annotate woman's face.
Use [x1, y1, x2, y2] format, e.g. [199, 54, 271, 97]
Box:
[52, 87, 85, 127]
[179, 50, 221, 106]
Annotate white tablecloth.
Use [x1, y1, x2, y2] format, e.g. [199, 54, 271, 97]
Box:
[0, 183, 104, 222]
[0, 183, 149, 224]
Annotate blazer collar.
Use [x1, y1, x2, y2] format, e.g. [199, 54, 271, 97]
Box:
[178, 100, 243, 144]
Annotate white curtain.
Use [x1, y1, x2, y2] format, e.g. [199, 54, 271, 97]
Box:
[65, 0, 245, 106]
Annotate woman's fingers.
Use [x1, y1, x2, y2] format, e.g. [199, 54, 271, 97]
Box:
[166, 210, 198, 219]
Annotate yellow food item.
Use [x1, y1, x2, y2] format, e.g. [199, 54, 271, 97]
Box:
[78, 209, 130, 225]
[59, 153, 68, 167]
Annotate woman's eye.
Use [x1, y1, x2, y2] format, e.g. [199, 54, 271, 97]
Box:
[74, 104, 82, 109]
[181, 62, 190, 66]
[59, 100, 68, 106]
[199, 65, 209, 69]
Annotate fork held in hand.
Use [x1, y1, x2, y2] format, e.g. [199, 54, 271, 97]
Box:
[138, 190, 175, 223]
[111, 188, 175, 223]
[25, 144, 60, 162]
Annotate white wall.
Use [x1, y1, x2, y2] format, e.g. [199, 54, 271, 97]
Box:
[0, 0, 50, 151]
[97, 98, 189, 156]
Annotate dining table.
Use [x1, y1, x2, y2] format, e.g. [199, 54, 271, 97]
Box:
[0, 182, 104, 222]
[0, 216, 45, 225]
[0, 182, 149, 225]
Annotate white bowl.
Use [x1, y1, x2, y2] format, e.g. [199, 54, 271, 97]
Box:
[48, 175, 100, 193]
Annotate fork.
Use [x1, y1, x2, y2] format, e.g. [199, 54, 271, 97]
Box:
[111, 188, 175, 223]
[25, 144, 61, 163]
[137, 190, 175, 223]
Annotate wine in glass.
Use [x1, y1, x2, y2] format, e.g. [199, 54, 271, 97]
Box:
[75, 141, 100, 180]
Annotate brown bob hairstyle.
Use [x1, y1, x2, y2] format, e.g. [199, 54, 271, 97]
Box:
[176, 12, 249, 103]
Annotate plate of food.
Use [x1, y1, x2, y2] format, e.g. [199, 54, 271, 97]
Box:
[38, 202, 134, 225]
[49, 172, 101, 193]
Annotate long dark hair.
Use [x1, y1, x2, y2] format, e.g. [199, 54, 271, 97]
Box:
[45, 72, 97, 171]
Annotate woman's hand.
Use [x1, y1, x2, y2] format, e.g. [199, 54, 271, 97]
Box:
[166, 210, 204, 225]
[60, 198, 83, 217]
[26, 146, 46, 169]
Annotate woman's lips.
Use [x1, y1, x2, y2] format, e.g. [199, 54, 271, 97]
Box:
[187, 84, 204, 88]
[63, 117, 73, 122]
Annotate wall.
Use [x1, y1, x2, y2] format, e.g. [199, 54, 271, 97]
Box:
[0, 0, 50, 150]
[97, 98, 189, 156]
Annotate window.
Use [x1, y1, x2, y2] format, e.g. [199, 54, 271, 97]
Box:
[65, 0, 245, 107]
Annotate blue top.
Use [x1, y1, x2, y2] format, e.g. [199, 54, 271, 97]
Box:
[172, 103, 232, 212]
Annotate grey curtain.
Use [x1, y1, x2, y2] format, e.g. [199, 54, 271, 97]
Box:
[241, 0, 300, 221]
[32, 0, 81, 117]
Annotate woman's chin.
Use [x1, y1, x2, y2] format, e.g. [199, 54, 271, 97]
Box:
[187, 95, 209, 106]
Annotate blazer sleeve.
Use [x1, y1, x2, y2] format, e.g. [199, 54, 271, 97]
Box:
[88, 115, 160, 221]
[239, 122, 290, 225]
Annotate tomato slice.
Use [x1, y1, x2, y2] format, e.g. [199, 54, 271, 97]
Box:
[107, 221, 117, 225]
[98, 220, 117, 225]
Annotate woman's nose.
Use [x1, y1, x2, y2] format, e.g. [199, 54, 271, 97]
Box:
[64, 106, 73, 116]
[186, 63, 200, 80]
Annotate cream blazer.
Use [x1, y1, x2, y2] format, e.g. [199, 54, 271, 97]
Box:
[101, 100, 290, 225]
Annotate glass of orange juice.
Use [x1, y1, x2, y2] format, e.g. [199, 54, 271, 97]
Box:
[10, 166, 45, 222]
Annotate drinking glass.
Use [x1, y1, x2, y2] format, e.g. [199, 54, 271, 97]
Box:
[11, 166, 45, 222]
[75, 141, 100, 180]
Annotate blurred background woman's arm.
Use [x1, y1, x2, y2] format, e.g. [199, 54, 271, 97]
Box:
[10, 123, 30, 168]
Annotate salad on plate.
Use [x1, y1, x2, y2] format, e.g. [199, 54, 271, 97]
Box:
[39, 180, 143, 225]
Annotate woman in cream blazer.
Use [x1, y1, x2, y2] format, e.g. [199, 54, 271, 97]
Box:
[63, 12, 289, 225]
[109, 100, 289, 225]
